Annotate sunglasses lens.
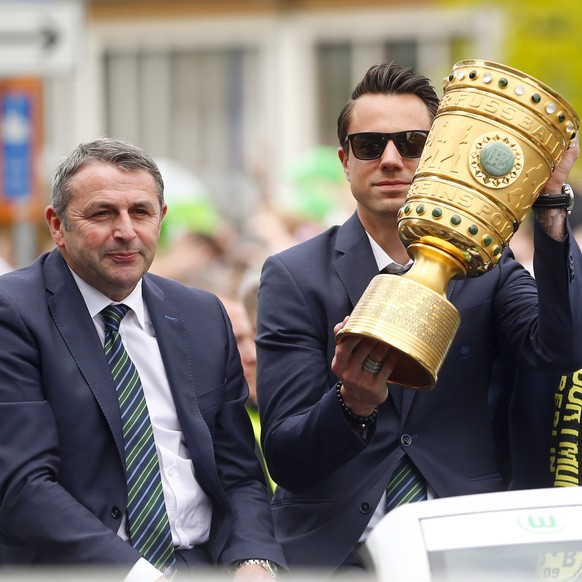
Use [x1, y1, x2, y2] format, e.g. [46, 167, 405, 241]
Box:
[396, 131, 428, 158]
[350, 134, 387, 160]
[349, 131, 428, 160]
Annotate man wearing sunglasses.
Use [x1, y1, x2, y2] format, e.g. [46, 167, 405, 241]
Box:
[256, 62, 582, 574]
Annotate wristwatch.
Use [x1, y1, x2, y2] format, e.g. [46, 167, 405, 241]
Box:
[532, 183, 575, 215]
[235, 559, 279, 578]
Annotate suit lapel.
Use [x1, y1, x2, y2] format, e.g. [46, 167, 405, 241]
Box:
[44, 250, 125, 460]
[333, 212, 380, 308]
[143, 278, 221, 491]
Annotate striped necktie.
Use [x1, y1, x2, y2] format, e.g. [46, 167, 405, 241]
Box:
[102, 304, 176, 576]
[386, 455, 427, 512]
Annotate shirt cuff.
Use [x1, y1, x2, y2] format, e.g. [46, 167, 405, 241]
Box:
[123, 557, 164, 582]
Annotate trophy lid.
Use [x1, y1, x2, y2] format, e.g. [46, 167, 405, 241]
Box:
[443, 59, 579, 144]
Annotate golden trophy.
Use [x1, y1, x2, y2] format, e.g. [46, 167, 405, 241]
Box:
[336, 59, 579, 390]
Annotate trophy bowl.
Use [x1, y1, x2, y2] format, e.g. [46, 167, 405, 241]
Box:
[336, 59, 579, 390]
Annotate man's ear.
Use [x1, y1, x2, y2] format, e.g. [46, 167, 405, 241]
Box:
[45, 206, 65, 248]
[338, 146, 350, 182]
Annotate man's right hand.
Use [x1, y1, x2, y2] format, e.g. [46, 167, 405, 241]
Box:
[331, 317, 397, 416]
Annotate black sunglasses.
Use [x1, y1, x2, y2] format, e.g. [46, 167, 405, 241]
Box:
[344, 131, 429, 160]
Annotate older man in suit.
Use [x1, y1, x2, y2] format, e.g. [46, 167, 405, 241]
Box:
[256, 62, 582, 575]
[0, 138, 285, 581]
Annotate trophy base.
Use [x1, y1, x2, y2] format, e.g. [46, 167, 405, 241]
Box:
[336, 275, 460, 390]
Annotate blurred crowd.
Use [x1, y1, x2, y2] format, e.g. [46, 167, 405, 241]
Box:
[145, 168, 582, 296]
[0, 156, 581, 296]
[148, 149, 356, 302]
[0, 146, 355, 290]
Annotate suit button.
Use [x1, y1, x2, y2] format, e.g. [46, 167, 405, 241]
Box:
[401, 434, 412, 447]
[111, 506, 122, 519]
[359, 502, 371, 514]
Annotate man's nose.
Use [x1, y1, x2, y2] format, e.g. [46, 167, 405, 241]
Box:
[379, 139, 404, 168]
[113, 213, 137, 239]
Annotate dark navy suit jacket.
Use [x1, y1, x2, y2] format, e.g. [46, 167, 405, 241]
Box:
[256, 211, 582, 573]
[0, 249, 285, 571]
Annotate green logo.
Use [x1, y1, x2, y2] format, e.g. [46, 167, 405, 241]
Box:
[518, 513, 562, 534]
[479, 141, 515, 177]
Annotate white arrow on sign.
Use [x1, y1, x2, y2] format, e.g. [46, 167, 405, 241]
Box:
[0, 0, 84, 76]
[0, 26, 59, 51]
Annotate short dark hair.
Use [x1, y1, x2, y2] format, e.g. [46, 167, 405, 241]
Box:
[51, 137, 165, 229]
[337, 62, 440, 148]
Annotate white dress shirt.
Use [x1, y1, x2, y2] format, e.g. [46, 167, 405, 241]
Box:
[71, 272, 212, 581]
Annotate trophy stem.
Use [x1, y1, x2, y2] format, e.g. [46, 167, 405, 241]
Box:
[336, 237, 465, 390]
[405, 235, 468, 296]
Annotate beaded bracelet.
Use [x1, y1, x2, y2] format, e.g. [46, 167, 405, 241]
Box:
[335, 381, 378, 429]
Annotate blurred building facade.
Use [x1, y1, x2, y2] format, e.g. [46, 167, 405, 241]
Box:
[0, 0, 504, 264]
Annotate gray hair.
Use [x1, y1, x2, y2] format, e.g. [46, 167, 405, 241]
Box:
[51, 137, 165, 228]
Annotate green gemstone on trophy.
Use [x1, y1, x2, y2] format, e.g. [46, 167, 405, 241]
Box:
[479, 142, 515, 177]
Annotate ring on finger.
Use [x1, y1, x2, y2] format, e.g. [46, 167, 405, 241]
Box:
[362, 357, 383, 374]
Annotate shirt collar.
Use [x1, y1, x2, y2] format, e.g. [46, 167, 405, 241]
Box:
[69, 270, 146, 329]
[365, 232, 413, 272]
